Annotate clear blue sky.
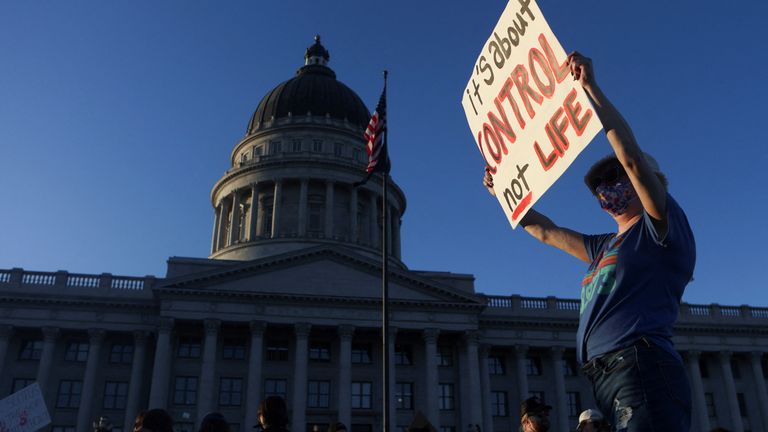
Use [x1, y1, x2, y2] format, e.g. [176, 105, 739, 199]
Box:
[1, 1, 766, 306]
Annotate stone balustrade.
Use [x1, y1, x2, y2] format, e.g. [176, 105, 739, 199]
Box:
[0, 268, 154, 291]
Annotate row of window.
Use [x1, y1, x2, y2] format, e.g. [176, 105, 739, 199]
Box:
[16, 339, 580, 378]
[239, 140, 364, 165]
[18, 341, 134, 364]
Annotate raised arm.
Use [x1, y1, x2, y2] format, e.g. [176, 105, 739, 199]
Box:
[568, 52, 668, 235]
[484, 167, 589, 263]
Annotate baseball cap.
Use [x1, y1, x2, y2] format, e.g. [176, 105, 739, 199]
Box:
[578, 408, 604, 424]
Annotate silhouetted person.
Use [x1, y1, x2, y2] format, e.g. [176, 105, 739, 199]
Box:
[258, 396, 289, 432]
[519, 397, 551, 432]
[139, 409, 174, 432]
[200, 412, 230, 432]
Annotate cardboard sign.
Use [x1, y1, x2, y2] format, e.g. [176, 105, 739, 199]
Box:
[462, 0, 602, 228]
[0, 383, 51, 432]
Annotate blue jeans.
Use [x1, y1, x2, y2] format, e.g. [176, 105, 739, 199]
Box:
[581, 339, 692, 432]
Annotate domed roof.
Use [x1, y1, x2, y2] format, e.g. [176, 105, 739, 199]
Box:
[247, 36, 371, 134]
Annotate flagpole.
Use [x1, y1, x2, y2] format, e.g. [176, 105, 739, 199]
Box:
[381, 69, 390, 432]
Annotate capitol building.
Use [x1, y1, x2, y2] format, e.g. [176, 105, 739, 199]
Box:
[1, 38, 767, 432]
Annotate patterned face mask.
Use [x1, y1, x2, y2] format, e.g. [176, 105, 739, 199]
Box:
[596, 181, 635, 216]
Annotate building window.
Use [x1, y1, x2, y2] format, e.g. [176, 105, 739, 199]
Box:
[737, 393, 748, 417]
[309, 342, 331, 362]
[351, 382, 372, 409]
[438, 383, 454, 410]
[219, 378, 243, 406]
[292, 139, 302, 152]
[529, 391, 545, 403]
[491, 391, 508, 416]
[705, 393, 716, 418]
[437, 346, 453, 367]
[177, 338, 201, 359]
[353, 149, 361, 162]
[18, 340, 43, 360]
[52, 426, 76, 432]
[12, 378, 35, 394]
[56, 380, 83, 408]
[308, 194, 325, 235]
[103, 381, 128, 410]
[64, 342, 89, 362]
[173, 377, 198, 405]
[264, 379, 287, 399]
[526, 356, 543, 376]
[253, 145, 264, 157]
[352, 344, 372, 364]
[240, 153, 249, 164]
[266, 340, 289, 361]
[270, 141, 282, 154]
[313, 139, 323, 152]
[488, 355, 505, 375]
[261, 199, 273, 236]
[109, 344, 134, 364]
[395, 382, 413, 409]
[334, 143, 343, 156]
[699, 358, 710, 378]
[395, 345, 413, 365]
[222, 339, 246, 360]
[567, 392, 581, 416]
[307, 380, 331, 408]
[562, 356, 579, 377]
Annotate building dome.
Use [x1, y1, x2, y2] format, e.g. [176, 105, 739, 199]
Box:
[247, 36, 371, 134]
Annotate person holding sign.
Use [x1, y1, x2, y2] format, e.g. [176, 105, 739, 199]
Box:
[483, 52, 696, 432]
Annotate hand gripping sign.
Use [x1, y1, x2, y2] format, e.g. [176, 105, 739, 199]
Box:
[462, 0, 602, 228]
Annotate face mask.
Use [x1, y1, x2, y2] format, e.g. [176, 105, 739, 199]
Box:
[596, 181, 635, 216]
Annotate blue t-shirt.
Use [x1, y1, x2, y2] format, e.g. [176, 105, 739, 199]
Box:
[576, 194, 695, 364]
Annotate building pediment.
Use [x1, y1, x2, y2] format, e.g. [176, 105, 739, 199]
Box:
[159, 246, 484, 308]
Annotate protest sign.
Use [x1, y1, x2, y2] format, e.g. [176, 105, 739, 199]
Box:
[462, 0, 602, 228]
[0, 383, 51, 432]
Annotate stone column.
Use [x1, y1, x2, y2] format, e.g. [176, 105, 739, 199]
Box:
[514, 345, 529, 404]
[550, 347, 569, 432]
[124, 331, 149, 432]
[36, 326, 59, 403]
[718, 351, 743, 431]
[0, 326, 13, 385]
[198, 319, 221, 422]
[685, 351, 710, 432]
[479, 344, 494, 432]
[249, 183, 259, 241]
[211, 205, 220, 254]
[391, 207, 401, 259]
[149, 318, 174, 409]
[324, 181, 334, 238]
[245, 321, 267, 432]
[229, 191, 241, 245]
[77, 329, 105, 432]
[216, 200, 229, 250]
[387, 327, 398, 432]
[750, 352, 768, 431]
[298, 179, 309, 236]
[271, 180, 282, 238]
[337, 325, 355, 428]
[464, 331, 483, 426]
[291, 323, 311, 431]
[349, 187, 358, 242]
[422, 329, 440, 425]
[369, 193, 378, 247]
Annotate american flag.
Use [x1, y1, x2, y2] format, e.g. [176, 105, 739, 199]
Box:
[363, 88, 389, 174]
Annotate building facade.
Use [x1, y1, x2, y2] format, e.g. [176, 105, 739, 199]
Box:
[2, 38, 768, 432]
